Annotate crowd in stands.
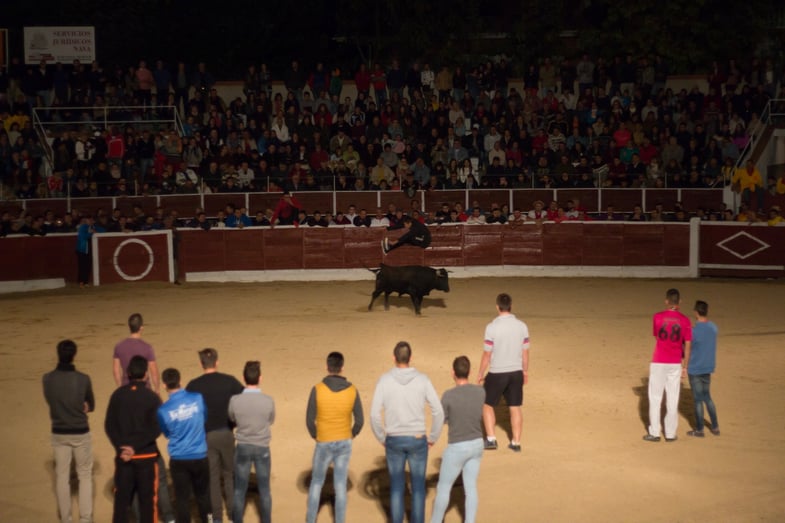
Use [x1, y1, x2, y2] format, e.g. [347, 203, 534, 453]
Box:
[3, 194, 784, 239]
[2, 53, 785, 229]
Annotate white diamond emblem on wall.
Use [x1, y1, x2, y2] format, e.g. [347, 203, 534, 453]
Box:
[716, 231, 770, 260]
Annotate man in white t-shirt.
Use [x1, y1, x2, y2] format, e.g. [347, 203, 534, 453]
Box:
[476, 293, 530, 452]
[370, 208, 390, 228]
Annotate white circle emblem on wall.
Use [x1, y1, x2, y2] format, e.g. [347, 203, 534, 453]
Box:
[113, 239, 155, 281]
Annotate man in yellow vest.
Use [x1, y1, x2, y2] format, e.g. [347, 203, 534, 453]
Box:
[731, 159, 765, 210]
[305, 352, 364, 523]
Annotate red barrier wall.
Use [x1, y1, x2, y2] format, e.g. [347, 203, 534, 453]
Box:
[92, 232, 173, 285]
[3, 222, 784, 288]
[699, 223, 785, 278]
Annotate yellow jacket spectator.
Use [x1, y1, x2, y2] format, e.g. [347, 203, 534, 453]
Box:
[731, 161, 763, 191]
[732, 160, 765, 209]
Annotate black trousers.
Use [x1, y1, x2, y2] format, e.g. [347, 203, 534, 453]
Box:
[77, 251, 91, 284]
[113, 456, 157, 523]
[170, 457, 212, 523]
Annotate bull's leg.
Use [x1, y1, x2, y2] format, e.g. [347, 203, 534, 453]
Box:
[383, 292, 391, 310]
[412, 295, 422, 315]
[368, 290, 383, 310]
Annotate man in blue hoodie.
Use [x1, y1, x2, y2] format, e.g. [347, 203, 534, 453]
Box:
[157, 368, 212, 523]
[370, 341, 444, 523]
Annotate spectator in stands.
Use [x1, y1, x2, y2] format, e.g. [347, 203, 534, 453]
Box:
[731, 159, 765, 211]
[370, 208, 390, 228]
[599, 205, 623, 221]
[271, 191, 302, 227]
[225, 207, 252, 228]
[527, 200, 547, 221]
[465, 207, 486, 225]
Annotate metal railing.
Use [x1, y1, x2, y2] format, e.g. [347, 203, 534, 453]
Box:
[31, 105, 184, 171]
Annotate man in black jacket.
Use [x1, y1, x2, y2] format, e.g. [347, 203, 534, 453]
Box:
[43, 339, 95, 523]
[105, 356, 162, 523]
[382, 216, 432, 254]
[186, 348, 244, 523]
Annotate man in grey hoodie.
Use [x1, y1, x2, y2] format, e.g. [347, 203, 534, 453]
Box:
[370, 341, 444, 523]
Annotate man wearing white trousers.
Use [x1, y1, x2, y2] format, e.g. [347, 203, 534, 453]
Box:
[643, 288, 692, 442]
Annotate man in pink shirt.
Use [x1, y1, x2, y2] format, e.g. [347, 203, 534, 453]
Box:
[113, 313, 160, 394]
[643, 289, 692, 442]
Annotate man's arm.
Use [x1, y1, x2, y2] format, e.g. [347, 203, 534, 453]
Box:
[147, 360, 160, 393]
[305, 387, 318, 439]
[522, 348, 530, 385]
[477, 350, 492, 384]
[682, 341, 691, 379]
[369, 381, 386, 444]
[352, 390, 364, 437]
[157, 408, 170, 438]
[112, 358, 123, 387]
[84, 376, 95, 413]
[426, 380, 445, 445]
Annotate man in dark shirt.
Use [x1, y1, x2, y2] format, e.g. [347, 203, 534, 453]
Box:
[43, 339, 95, 523]
[186, 349, 244, 523]
[105, 356, 162, 523]
[382, 216, 431, 254]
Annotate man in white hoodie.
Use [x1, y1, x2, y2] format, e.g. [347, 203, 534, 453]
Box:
[370, 341, 444, 523]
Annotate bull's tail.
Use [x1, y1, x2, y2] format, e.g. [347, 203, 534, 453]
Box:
[363, 262, 384, 274]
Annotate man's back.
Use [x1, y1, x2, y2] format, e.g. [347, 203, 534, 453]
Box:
[689, 321, 718, 375]
[114, 338, 155, 386]
[307, 375, 363, 442]
[484, 314, 530, 373]
[442, 384, 485, 444]
[371, 367, 443, 441]
[229, 391, 275, 447]
[158, 390, 207, 460]
[105, 383, 161, 456]
[651, 309, 692, 364]
[43, 367, 94, 433]
[187, 372, 244, 432]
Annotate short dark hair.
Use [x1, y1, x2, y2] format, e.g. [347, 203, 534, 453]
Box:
[666, 288, 680, 305]
[198, 348, 218, 369]
[128, 313, 143, 333]
[162, 368, 181, 390]
[127, 355, 148, 380]
[326, 352, 344, 374]
[402, 216, 413, 225]
[496, 293, 512, 312]
[694, 300, 709, 317]
[243, 361, 261, 385]
[452, 356, 470, 379]
[57, 339, 77, 364]
[394, 341, 411, 364]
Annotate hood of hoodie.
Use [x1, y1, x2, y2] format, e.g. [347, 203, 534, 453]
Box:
[322, 374, 352, 392]
[391, 367, 419, 385]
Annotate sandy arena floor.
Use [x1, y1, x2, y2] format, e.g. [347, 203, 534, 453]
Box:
[2, 276, 784, 522]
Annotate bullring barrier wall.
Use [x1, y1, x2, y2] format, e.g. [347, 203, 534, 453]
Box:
[2, 220, 783, 293]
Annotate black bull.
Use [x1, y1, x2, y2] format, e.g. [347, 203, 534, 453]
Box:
[367, 264, 450, 315]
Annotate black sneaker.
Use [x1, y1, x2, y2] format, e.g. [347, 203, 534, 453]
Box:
[642, 434, 661, 442]
[710, 428, 720, 436]
[508, 443, 521, 452]
[484, 439, 498, 450]
[687, 430, 705, 438]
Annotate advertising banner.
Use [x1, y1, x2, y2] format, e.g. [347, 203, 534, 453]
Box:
[23, 26, 95, 64]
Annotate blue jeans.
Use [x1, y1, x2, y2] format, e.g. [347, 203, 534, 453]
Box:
[429, 438, 483, 523]
[689, 374, 719, 431]
[385, 436, 428, 523]
[233, 444, 271, 523]
[306, 439, 352, 523]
